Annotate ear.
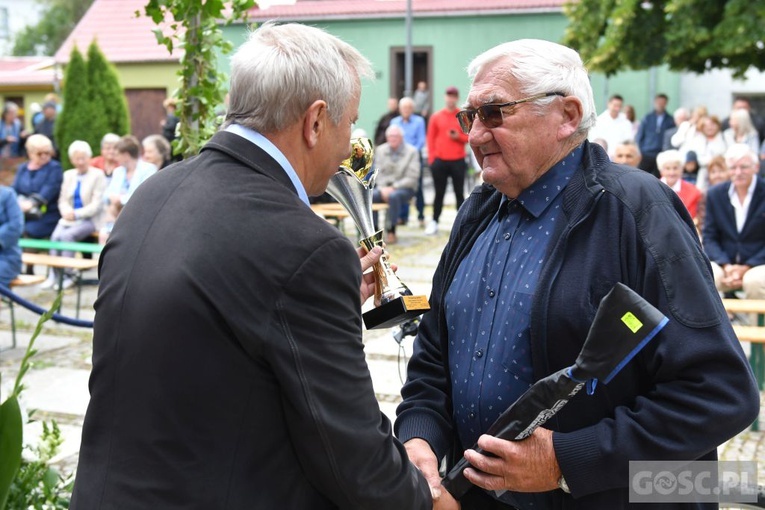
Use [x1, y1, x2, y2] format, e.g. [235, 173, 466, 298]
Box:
[302, 100, 328, 149]
[557, 96, 584, 141]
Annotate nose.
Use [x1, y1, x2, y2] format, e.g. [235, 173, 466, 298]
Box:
[468, 117, 493, 146]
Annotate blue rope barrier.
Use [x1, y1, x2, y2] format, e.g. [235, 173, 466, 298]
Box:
[0, 284, 94, 328]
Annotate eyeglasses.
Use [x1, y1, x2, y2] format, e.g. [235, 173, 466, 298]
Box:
[455, 92, 565, 134]
[32, 151, 52, 157]
[729, 164, 754, 172]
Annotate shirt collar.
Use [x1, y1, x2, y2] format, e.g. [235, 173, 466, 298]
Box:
[498, 145, 583, 219]
[224, 124, 310, 206]
[728, 176, 758, 201]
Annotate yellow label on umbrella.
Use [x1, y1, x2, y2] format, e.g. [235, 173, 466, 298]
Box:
[621, 311, 643, 333]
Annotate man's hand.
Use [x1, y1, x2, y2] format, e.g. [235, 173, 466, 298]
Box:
[62, 210, 76, 221]
[380, 186, 395, 202]
[358, 246, 382, 304]
[462, 428, 561, 493]
[723, 264, 750, 289]
[404, 439, 460, 510]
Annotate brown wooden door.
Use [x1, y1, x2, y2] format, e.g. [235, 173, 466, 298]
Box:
[125, 88, 167, 142]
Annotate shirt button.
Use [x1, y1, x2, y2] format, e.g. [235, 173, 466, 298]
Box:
[504, 232, 511, 241]
[468, 412, 476, 419]
[488, 290, 496, 298]
[475, 349, 483, 358]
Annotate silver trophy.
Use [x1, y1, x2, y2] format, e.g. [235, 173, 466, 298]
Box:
[326, 137, 429, 329]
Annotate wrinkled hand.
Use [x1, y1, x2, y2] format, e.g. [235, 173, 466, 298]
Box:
[404, 439, 460, 510]
[358, 246, 382, 304]
[723, 264, 750, 289]
[462, 428, 560, 493]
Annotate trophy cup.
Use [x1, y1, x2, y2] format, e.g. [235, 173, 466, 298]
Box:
[326, 137, 430, 330]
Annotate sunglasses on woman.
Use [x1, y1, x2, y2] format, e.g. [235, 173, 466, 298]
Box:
[455, 92, 565, 134]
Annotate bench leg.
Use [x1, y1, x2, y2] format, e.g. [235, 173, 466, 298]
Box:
[76, 272, 82, 319]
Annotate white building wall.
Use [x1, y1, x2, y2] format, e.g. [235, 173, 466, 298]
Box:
[680, 68, 765, 118]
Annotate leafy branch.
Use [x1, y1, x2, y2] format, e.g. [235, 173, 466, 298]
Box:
[141, 0, 256, 158]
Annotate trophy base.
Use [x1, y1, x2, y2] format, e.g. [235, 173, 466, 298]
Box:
[363, 295, 430, 330]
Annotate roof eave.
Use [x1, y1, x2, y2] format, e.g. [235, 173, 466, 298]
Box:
[244, 6, 562, 23]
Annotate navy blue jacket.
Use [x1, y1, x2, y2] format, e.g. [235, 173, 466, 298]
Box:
[636, 111, 675, 155]
[396, 141, 759, 509]
[702, 177, 765, 266]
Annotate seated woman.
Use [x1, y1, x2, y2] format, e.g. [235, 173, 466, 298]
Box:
[13, 134, 62, 239]
[657, 149, 703, 221]
[100, 135, 157, 243]
[141, 134, 172, 170]
[90, 133, 121, 184]
[42, 140, 107, 290]
[0, 186, 24, 287]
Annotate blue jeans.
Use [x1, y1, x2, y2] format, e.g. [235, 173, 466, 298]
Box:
[373, 187, 415, 233]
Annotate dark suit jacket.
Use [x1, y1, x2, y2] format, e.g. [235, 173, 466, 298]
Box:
[702, 177, 765, 266]
[636, 111, 675, 155]
[70, 130, 430, 509]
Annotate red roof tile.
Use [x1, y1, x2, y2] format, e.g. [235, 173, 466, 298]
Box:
[247, 0, 565, 21]
[0, 57, 56, 87]
[55, 0, 182, 64]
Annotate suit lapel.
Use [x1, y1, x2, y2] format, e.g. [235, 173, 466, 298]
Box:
[741, 179, 765, 236]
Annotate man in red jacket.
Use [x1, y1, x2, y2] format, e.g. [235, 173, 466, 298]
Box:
[425, 86, 470, 235]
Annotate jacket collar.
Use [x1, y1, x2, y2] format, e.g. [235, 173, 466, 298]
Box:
[201, 130, 298, 197]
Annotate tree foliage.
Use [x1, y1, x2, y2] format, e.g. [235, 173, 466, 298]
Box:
[142, 0, 256, 158]
[562, 0, 765, 78]
[12, 0, 95, 56]
[86, 41, 131, 142]
[54, 41, 130, 168]
[54, 46, 91, 169]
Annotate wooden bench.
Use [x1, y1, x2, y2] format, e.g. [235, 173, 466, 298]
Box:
[722, 298, 765, 430]
[311, 203, 389, 232]
[21, 253, 99, 319]
[1, 274, 47, 351]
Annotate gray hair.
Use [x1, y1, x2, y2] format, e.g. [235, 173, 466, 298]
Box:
[143, 134, 171, 161]
[398, 97, 415, 110]
[725, 143, 759, 166]
[101, 133, 120, 146]
[656, 149, 683, 169]
[68, 140, 93, 159]
[385, 124, 404, 137]
[224, 21, 372, 133]
[467, 39, 597, 140]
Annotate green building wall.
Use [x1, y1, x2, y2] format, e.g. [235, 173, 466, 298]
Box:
[223, 11, 680, 138]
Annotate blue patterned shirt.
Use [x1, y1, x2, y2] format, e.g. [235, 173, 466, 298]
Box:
[445, 147, 583, 452]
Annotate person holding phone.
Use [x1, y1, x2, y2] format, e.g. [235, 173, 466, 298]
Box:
[425, 86, 470, 235]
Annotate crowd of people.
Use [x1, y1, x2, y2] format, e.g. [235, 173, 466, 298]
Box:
[586, 92, 765, 305]
[0, 101, 177, 289]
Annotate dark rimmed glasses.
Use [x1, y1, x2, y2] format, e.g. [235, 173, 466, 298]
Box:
[455, 92, 565, 134]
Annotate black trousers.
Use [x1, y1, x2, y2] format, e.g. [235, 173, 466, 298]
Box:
[430, 157, 467, 222]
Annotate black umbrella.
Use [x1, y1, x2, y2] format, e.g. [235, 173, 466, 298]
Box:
[442, 282, 669, 499]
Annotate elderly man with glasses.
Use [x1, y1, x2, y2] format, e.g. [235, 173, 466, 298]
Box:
[396, 39, 758, 510]
[703, 144, 765, 300]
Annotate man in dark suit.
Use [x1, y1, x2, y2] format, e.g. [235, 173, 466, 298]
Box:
[70, 22, 434, 510]
[635, 93, 675, 177]
[703, 143, 765, 299]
